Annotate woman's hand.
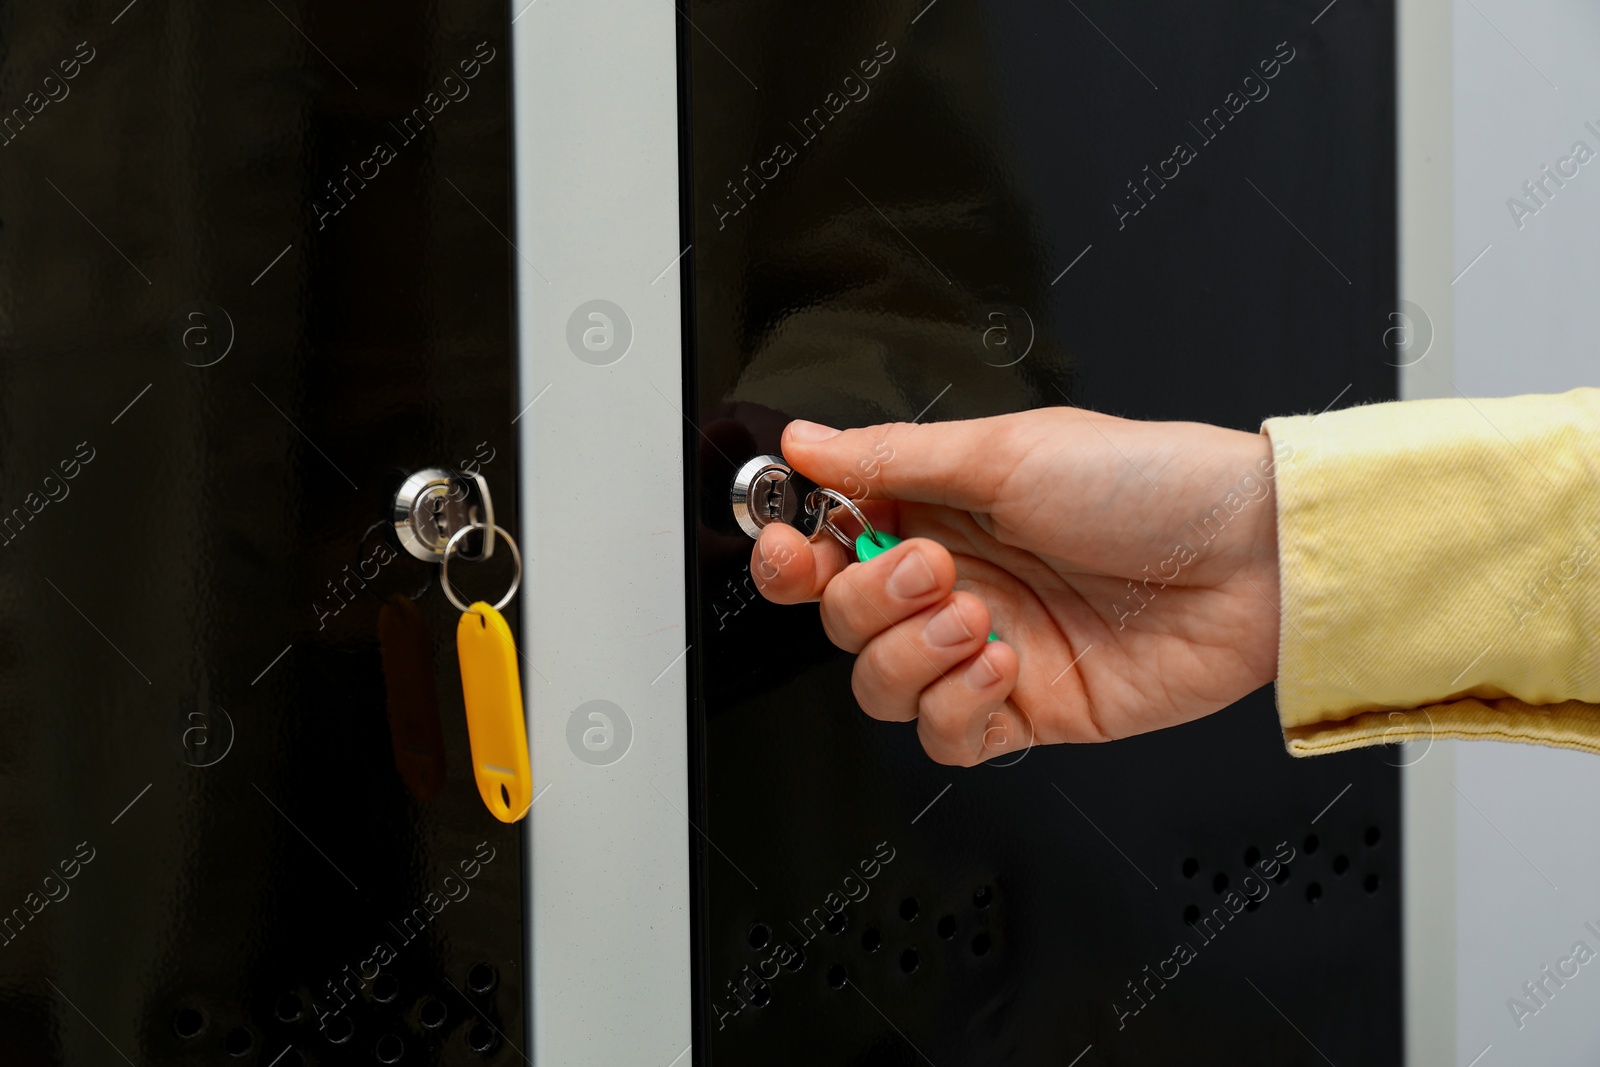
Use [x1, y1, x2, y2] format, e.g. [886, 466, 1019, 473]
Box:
[751, 409, 1284, 765]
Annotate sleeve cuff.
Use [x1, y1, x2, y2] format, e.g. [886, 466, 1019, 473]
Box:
[1282, 697, 1600, 757]
[1260, 387, 1600, 757]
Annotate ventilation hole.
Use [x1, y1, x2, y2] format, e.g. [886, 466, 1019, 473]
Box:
[1365, 826, 1382, 847]
[274, 992, 303, 1023]
[973, 885, 993, 909]
[223, 1027, 253, 1057]
[467, 962, 497, 994]
[747, 923, 771, 950]
[1181, 857, 1199, 879]
[1243, 845, 1261, 867]
[748, 984, 771, 1008]
[937, 915, 957, 940]
[419, 997, 447, 1029]
[466, 1022, 497, 1054]
[899, 897, 919, 922]
[860, 927, 882, 953]
[375, 1034, 405, 1064]
[899, 948, 920, 973]
[781, 944, 806, 972]
[825, 910, 848, 935]
[172, 1008, 205, 1040]
[324, 1014, 354, 1045]
[1274, 864, 1291, 885]
[1212, 872, 1229, 894]
[500, 784, 510, 807]
[1182, 904, 1200, 925]
[1304, 834, 1320, 854]
[371, 973, 398, 1004]
[1364, 874, 1381, 894]
[970, 932, 991, 957]
[1332, 854, 1349, 875]
[826, 964, 848, 989]
[1306, 882, 1323, 903]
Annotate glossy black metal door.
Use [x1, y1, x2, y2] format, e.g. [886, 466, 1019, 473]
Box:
[0, 3, 524, 1065]
[681, 2, 1402, 1063]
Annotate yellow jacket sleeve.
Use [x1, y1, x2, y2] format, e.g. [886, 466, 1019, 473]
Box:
[1261, 387, 1600, 756]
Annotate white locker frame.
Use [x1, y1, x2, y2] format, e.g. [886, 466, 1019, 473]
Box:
[514, 2, 693, 1064]
[1399, 0, 1457, 1064]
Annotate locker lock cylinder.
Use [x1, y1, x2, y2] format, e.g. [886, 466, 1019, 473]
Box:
[392, 468, 496, 563]
[730, 454, 799, 540]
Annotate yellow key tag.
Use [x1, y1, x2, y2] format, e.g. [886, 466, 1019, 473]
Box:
[456, 601, 532, 823]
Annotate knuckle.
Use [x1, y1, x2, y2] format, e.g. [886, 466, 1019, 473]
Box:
[855, 640, 900, 697]
[818, 605, 851, 653]
[917, 690, 967, 744]
[918, 717, 978, 767]
[870, 423, 915, 492]
[851, 653, 902, 721]
[819, 585, 867, 653]
[849, 663, 878, 716]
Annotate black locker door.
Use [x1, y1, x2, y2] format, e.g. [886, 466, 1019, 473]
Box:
[0, 4, 525, 1065]
[680, 2, 1402, 1063]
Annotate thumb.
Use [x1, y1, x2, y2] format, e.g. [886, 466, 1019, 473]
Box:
[781, 417, 1020, 509]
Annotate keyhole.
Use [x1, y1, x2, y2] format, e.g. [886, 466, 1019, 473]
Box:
[414, 489, 453, 546]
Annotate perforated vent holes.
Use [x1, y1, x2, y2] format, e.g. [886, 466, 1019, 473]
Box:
[1176, 821, 1387, 925]
[173, 958, 512, 1062]
[742, 879, 1002, 1007]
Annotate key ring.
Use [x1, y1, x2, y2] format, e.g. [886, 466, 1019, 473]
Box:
[440, 521, 522, 614]
[806, 488, 887, 553]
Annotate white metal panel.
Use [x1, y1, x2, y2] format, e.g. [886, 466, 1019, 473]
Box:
[1452, 0, 1600, 1062]
[1398, 2, 1457, 1064]
[513, 4, 691, 1064]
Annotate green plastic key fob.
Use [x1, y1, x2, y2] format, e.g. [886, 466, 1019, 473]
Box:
[854, 529, 900, 561]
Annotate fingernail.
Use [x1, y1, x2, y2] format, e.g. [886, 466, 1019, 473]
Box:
[965, 649, 1000, 690]
[787, 420, 841, 443]
[886, 550, 937, 599]
[923, 601, 974, 648]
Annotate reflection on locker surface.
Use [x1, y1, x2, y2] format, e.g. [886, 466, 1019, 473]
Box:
[0, 2, 526, 1064]
[681, 1, 1400, 1063]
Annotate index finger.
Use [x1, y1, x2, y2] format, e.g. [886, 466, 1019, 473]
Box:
[782, 418, 1019, 511]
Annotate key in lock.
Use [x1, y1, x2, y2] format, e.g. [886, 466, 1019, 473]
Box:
[730, 454, 823, 540]
[392, 467, 495, 563]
